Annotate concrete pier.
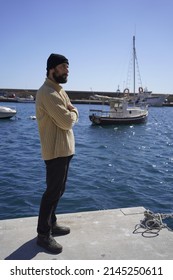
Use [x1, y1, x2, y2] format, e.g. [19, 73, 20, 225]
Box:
[0, 207, 173, 260]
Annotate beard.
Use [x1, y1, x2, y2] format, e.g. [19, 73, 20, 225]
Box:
[53, 72, 68, 84]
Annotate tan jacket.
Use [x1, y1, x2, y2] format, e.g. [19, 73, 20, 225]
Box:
[36, 78, 79, 160]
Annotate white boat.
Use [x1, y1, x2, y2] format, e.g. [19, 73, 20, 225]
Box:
[89, 95, 148, 125]
[141, 95, 167, 107]
[0, 106, 17, 119]
[17, 95, 35, 103]
[89, 36, 148, 125]
[135, 89, 168, 107]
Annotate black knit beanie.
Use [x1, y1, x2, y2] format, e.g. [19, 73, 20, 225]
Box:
[46, 53, 69, 71]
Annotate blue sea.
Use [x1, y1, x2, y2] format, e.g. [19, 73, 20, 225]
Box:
[0, 102, 173, 221]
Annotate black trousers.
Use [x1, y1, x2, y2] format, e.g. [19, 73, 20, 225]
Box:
[37, 155, 73, 236]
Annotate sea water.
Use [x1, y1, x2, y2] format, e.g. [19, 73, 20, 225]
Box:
[0, 102, 173, 220]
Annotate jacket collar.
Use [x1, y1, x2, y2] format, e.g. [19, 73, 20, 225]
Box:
[45, 78, 62, 92]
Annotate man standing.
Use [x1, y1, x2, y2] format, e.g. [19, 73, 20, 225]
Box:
[36, 53, 79, 254]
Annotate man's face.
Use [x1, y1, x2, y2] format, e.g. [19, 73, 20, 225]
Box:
[53, 63, 69, 84]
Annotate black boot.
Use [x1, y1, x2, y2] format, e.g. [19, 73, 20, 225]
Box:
[37, 234, 62, 254]
[52, 223, 70, 236]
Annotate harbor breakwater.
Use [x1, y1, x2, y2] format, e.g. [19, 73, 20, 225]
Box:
[0, 88, 172, 104]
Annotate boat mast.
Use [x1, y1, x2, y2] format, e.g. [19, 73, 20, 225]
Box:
[133, 35, 136, 94]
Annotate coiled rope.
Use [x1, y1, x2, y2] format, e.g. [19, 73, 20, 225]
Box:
[133, 209, 173, 237]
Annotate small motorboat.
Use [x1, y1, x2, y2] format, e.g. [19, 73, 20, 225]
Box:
[89, 95, 148, 125]
[0, 106, 17, 119]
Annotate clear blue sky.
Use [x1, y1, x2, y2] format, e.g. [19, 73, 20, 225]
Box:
[0, 0, 172, 93]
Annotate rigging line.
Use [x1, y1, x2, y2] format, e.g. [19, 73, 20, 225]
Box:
[135, 51, 143, 87]
[125, 43, 143, 91]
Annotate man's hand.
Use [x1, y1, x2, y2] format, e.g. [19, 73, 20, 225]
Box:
[67, 104, 75, 111]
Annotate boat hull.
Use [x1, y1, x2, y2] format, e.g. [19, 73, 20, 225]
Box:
[0, 106, 17, 119]
[89, 114, 148, 125]
[0, 113, 16, 119]
[145, 96, 167, 107]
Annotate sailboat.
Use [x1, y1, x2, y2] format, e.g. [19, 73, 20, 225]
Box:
[124, 37, 167, 106]
[89, 36, 148, 125]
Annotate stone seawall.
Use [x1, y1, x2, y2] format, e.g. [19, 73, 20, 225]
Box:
[0, 88, 172, 102]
